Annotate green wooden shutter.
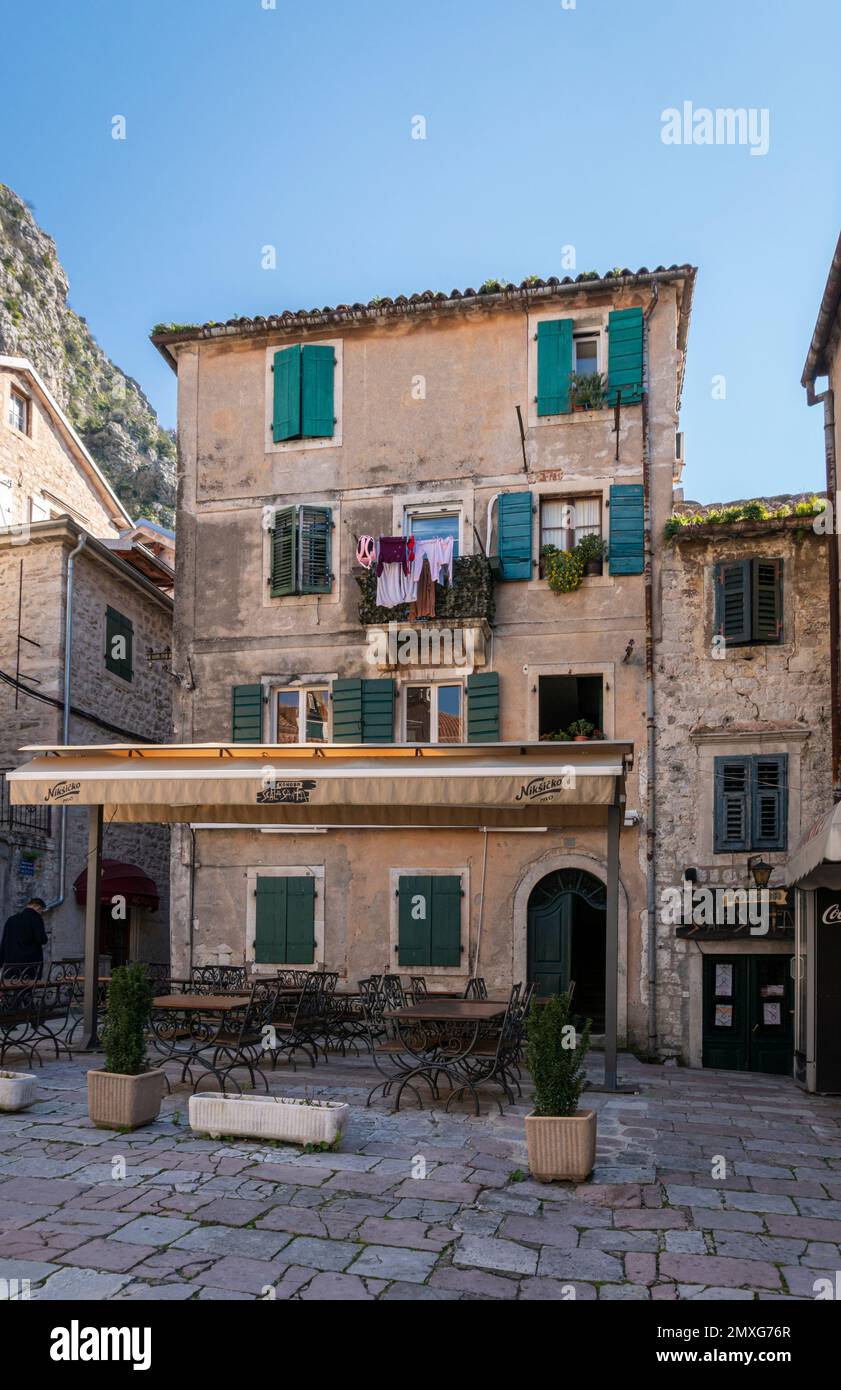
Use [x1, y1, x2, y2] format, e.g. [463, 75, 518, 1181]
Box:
[232, 683, 263, 742]
[255, 876, 286, 963]
[285, 876, 316, 963]
[467, 672, 500, 742]
[714, 560, 751, 645]
[105, 607, 133, 681]
[430, 876, 462, 966]
[497, 491, 533, 581]
[536, 319, 573, 416]
[752, 558, 783, 644]
[752, 755, 787, 851]
[270, 505, 297, 596]
[299, 505, 332, 593]
[607, 307, 644, 404]
[301, 344, 335, 438]
[398, 875, 432, 966]
[273, 346, 301, 442]
[331, 679, 363, 742]
[714, 757, 750, 853]
[608, 484, 645, 575]
[362, 678, 395, 743]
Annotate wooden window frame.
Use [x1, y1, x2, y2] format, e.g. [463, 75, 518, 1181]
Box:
[269, 684, 330, 744]
[400, 681, 464, 746]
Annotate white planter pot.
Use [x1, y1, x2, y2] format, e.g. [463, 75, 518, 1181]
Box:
[0, 1071, 37, 1112]
[189, 1093, 350, 1146]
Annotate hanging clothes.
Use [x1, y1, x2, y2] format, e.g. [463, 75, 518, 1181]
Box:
[409, 556, 436, 620]
[376, 536, 413, 576]
[377, 562, 415, 609]
[356, 535, 376, 570]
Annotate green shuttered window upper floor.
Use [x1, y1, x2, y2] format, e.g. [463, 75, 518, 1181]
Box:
[497, 491, 533, 581]
[331, 678, 395, 743]
[608, 484, 645, 575]
[232, 683, 263, 742]
[607, 307, 644, 404]
[270, 504, 333, 596]
[714, 559, 783, 646]
[254, 875, 316, 964]
[272, 344, 336, 442]
[536, 319, 573, 417]
[397, 875, 462, 967]
[105, 607, 133, 682]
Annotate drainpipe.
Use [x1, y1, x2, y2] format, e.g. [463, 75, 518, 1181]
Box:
[805, 381, 839, 800]
[642, 289, 659, 1058]
[44, 533, 87, 914]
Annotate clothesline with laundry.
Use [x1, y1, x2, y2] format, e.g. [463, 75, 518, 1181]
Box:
[355, 534, 455, 613]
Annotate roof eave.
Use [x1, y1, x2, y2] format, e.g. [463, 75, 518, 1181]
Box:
[802, 231, 841, 386]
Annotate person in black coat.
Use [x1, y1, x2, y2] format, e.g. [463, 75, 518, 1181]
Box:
[0, 897, 48, 975]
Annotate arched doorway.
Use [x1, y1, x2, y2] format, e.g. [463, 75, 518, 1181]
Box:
[527, 868, 606, 1030]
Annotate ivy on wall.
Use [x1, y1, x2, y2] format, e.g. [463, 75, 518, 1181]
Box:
[357, 554, 496, 627]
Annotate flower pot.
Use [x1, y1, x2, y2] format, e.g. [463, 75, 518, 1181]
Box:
[573, 735, 590, 742]
[87, 1069, 165, 1130]
[0, 1070, 37, 1112]
[525, 1109, 596, 1182]
[189, 1092, 350, 1146]
[584, 559, 603, 577]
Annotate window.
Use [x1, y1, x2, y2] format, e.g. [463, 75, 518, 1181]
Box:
[269, 505, 333, 596]
[397, 874, 462, 967]
[254, 875, 316, 964]
[539, 675, 603, 739]
[574, 333, 600, 377]
[272, 344, 336, 442]
[272, 687, 329, 743]
[29, 495, 49, 523]
[540, 496, 602, 553]
[404, 684, 463, 744]
[405, 506, 461, 568]
[714, 559, 783, 646]
[714, 754, 788, 853]
[8, 389, 29, 435]
[104, 607, 133, 682]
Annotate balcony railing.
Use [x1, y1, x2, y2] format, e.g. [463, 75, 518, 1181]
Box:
[357, 553, 496, 628]
[0, 771, 52, 839]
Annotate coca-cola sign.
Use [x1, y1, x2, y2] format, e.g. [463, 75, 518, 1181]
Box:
[821, 901, 841, 925]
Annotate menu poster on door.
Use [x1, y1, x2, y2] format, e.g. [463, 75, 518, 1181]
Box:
[762, 984, 784, 998]
[715, 964, 733, 998]
[715, 1004, 734, 1028]
[763, 1002, 782, 1026]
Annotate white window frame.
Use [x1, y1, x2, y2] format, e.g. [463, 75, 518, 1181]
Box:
[401, 680, 465, 745]
[8, 387, 30, 435]
[572, 330, 604, 378]
[264, 339, 343, 454]
[539, 493, 603, 553]
[246, 865, 326, 974]
[527, 308, 609, 428]
[403, 502, 464, 558]
[269, 684, 331, 744]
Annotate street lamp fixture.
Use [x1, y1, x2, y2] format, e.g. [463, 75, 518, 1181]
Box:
[748, 856, 773, 890]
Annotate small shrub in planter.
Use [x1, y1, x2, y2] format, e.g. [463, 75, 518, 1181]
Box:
[576, 533, 608, 576]
[87, 962, 164, 1130]
[567, 719, 595, 741]
[525, 992, 595, 1181]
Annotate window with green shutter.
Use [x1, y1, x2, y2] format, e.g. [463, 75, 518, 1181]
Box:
[272, 343, 335, 442]
[466, 671, 500, 742]
[608, 484, 645, 575]
[536, 319, 573, 416]
[254, 874, 316, 964]
[497, 491, 533, 581]
[714, 754, 788, 852]
[607, 307, 644, 404]
[105, 607, 133, 682]
[331, 678, 394, 743]
[397, 874, 463, 967]
[232, 684, 263, 742]
[269, 505, 333, 596]
[713, 559, 783, 646]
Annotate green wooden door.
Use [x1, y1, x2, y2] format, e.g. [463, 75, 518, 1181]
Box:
[527, 889, 572, 998]
[748, 956, 793, 1075]
[702, 957, 749, 1070]
[702, 956, 793, 1073]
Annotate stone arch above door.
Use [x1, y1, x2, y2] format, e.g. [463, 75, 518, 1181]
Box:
[512, 849, 628, 1044]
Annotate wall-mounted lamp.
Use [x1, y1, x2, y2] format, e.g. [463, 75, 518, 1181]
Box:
[682, 867, 698, 883]
[748, 856, 773, 890]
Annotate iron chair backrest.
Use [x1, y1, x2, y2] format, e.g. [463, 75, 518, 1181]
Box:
[464, 977, 488, 1000]
[234, 980, 279, 1049]
[191, 965, 247, 994]
[410, 976, 428, 1001]
[1, 962, 41, 983]
[381, 975, 405, 1010]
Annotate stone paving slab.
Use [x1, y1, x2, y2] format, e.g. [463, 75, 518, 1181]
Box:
[0, 1051, 839, 1301]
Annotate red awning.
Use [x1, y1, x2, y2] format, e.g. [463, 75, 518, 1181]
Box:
[73, 859, 159, 910]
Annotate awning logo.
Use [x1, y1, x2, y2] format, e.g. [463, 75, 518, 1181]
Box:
[257, 780, 317, 805]
[44, 781, 80, 803]
[515, 772, 575, 803]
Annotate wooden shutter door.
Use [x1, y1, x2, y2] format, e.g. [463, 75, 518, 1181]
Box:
[285, 877, 316, 963]
[608, 484, 645, 575]
[255, 876, 286, 963]
[536, 319, 573, 416]
[331, 679, 363, 742]
[430, 876, 462, 966]
[497, 491, 533, 581]
[270, 505, 298, 596]
[398, 875, 432, 966]
[301, 345, 335, 438]
[607, 307, 644, 404]
[752, 558, 783, 643]
[714, 561, 751, 644]
[299, 505, 332, 593]
[362, 678, 395, 743]
[752, 755, 788, 851]
[273, 346, 302, 442]
[232, 684, 263, 742]
[714, 757, 750, 852]
[467, 671, 500, 742]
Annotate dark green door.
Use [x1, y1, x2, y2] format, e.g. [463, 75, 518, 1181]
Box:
[528, 889, 572, 998]
[703, 955, 793, 1074]
[527, 869, 606, 1027]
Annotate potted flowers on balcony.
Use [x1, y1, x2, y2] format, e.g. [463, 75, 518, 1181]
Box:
[525, 991, 595, 1182]
[569, 371, 608, 412]
[87, 962, 165, 1130]
[567, 719, 595, 742]
[576, 532, 608, 577]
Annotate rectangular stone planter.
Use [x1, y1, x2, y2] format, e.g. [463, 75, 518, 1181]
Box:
[0, 1070, 37, 1112]
[87, 1069, 165, 1130]
[189, 1093, 349, 1146]
[525, 1109, 597, 1182]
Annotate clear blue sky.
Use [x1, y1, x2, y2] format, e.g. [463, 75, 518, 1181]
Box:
[4, 0, 839, 502]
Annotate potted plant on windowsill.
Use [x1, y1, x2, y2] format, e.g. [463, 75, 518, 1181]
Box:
[87, 962, 165, 1130]
[569, 371, 608, 413]
[567, 719, 595, 742]
[525, 992, 595, 1182]
[541, 545, 583, 595]
[576, 533, 608, 577]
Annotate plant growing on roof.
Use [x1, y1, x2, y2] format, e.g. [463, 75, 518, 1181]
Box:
[541, 545, 584, 594]
[527, 992, 591, 1118]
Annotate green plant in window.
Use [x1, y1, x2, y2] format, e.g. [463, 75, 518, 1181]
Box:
[575, 533, 608, 565]
[567, 719, 595, 739]
[569, 371, 608, 411]
[541, 545, 584, 594]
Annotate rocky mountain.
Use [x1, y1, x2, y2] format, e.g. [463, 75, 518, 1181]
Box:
[0, 184, 176, 527]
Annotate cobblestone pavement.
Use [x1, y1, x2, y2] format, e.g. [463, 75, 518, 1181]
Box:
[1, 1052, 840, 1301]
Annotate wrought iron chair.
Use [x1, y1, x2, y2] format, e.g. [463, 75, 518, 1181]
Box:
[409, 976, 428, 1002]
[189, 980, 279, 1093]
[361, 977, 433, 1109]
[464, 976, 488, 1000]
[31, 976, 77, 1060]
[444, 984, 524, 1115]
[268, 975, 323, 1070]
[190, 965, 247, 994]
[0, 964, 41, 1066]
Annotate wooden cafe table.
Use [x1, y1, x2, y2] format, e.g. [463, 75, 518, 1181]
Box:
[382, 998, 507, 1113]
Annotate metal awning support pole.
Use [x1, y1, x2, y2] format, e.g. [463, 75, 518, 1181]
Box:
[82, 805, 103, 1050]
[604, 793, 622, 1089]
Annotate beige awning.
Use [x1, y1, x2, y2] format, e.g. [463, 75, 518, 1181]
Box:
[7, 742, 631, 830]
[786, 801, 841, 888]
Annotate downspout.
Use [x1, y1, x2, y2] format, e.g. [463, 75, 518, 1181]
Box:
[44, 533, 87, 914]
[473, 828, 490, 975]
[642, 289, 659, 1058]
[805, 381, 839, 800]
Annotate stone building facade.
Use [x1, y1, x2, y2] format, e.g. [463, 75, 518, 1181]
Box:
[653, 509, 831, 1069]
[156, 267, 696, 1052]
[0, 358, 173, 965]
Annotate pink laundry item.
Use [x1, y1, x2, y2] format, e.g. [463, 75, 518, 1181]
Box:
[356, 535, 376, 570]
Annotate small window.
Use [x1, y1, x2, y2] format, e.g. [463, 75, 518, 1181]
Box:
[540, 495, 602, 555]
[574, 334, 600, 377]
[8, 389, 29, 435]
[539, 675, 603, 740]
[254, 875, 316, 965]
[405, 506, 461, 565]
[105, 607, 133, 682]
[272, 343, 336, 442]
[397, 874, 462, 968]
[714, 754, 788, 853]
[269, 505, 333, 597]
[714, 559, 783, 647]
[404, 683, 463, 744]
[272, 686, 329, 744]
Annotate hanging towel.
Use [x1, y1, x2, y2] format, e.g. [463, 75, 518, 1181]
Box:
[409, 556, 436, 620]
[377, 562, 415, 608]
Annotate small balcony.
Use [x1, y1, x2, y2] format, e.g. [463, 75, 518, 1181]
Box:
[0, 771, 52, 841]
[356, 553, 496, 628]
